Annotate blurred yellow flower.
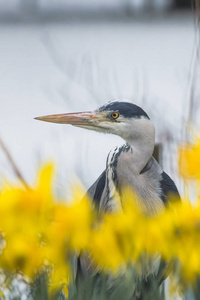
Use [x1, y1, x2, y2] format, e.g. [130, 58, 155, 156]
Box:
[1, 132, 200, 294]
[179, 138, 200, 180]
[0, 163, 93, 295]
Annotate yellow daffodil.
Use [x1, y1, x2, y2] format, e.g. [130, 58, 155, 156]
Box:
[1, 133, 200, 294]
[179, 138, 200, 180]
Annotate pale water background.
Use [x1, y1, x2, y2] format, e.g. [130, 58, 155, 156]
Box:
[0, 7, 199, 299]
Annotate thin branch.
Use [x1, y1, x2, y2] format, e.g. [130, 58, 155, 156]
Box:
[0, 137, 30, 189]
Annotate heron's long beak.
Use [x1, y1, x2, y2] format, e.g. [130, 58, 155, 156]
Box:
[35, 111, 106, 127]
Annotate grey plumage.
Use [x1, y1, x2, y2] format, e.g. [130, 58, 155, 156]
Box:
[35, 100, 180, 298]
[88, 151, 180, 215]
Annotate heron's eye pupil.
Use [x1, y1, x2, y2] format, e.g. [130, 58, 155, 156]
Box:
[111, 112, 119, 119]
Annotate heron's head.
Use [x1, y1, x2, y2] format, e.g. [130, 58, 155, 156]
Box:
[35, 101, 155, 144]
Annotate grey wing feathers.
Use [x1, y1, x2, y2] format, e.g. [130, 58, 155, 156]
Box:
[76, 171, 106, 280]
[86, 170, 106, 209]
[160, 171, 181, 204]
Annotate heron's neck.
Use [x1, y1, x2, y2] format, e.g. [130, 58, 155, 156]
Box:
[125, 123, 155, 173]
[127, 140, 154, 173]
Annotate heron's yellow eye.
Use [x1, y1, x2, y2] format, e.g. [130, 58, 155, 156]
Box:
[111, 112, 119, 119]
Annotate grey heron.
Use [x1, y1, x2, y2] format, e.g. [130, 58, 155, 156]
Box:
[35, 100, 180, 298]
[35, 100, 180, 215]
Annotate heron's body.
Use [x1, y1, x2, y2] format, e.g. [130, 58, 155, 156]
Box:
[35, 100, 180, 295]
[89, 154, 165, 215]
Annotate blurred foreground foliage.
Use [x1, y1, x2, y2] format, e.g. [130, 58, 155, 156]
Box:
[0, 138, 200, 299]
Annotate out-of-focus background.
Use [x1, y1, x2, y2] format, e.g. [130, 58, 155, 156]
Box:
[0, 0, 199, 197]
